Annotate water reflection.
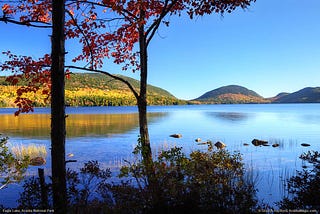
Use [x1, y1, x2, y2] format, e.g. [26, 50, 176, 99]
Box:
[300, 114, 320, 125]
[0, 112, 167, 138]
[0, 104, 320, 208]
[207, 112, 252, 123]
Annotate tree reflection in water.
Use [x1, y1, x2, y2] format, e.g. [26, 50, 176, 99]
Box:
[0, 112, 167, 138]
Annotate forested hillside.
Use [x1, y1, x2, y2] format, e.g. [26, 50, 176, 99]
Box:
[1, 74, 319, 107]
[194, 85, 269, 104]
[0, 73, 187, 107]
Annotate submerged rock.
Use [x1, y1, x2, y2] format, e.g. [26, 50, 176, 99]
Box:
[272, 143, 280, 148]
[170, 134, 182, 138]
[301, 143, 311, 147]
[252, 139, 268, 146]
[214, 141, 226, 149]
[30, 157, 46, 166]
[243, 143, 249, 146]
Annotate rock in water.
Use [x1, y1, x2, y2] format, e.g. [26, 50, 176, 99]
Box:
[214, 141, 226, 149]
[195, 138, 201, 142]
[252, 139, 268, 146]
[170, 134, 182, 138]
[30, 157, 46, 166]
[301, 143, 311, 147]
[272, 143, 280, 148]
[67, 153, 74, 157]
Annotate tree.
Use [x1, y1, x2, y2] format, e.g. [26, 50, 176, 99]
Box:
[1, 0, 256, 195]
[51, 0, 68, 212]
[64, 0, 256, 182]
[0, 0, 68, 212]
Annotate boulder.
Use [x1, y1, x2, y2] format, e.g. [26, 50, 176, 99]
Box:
[214, 141, 226, 149]
[252, 139, 268, 146]
[30, 157, 46, 166]
[195, 138, 201, 142]
[67, 153, 74, 157]
[170, 134, 182, 138]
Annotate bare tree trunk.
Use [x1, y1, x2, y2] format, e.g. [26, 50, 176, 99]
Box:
[51, 0, 67, 212]
[138, 28, 153, 166]
[38, 168, 48, 208]
[138, 15, 154, 168]
[137, 14, 161, 210]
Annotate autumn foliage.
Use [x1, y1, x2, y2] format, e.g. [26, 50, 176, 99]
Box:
[1, 1, 257, 212]
[1, 0, 51, 27]
[0, 0, 255, 115]
[0, 52, 51, 115]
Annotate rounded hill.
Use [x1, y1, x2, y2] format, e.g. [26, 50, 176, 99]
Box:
[272, 87, 320, 103]
[194, 85, 268, 104]
[0, 73, 188, 107]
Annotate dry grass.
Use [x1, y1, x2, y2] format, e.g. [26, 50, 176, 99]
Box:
[11, 143, 47, 160]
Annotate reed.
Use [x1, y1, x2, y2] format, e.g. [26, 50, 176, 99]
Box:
[10, 143, 47, 160]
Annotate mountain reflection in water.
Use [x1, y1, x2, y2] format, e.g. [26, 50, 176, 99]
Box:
[0, 112, 167, 138]
[207, 112, 252, 123]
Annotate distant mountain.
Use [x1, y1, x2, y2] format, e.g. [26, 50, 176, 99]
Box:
[0, 73, 177, 98]
[194, 85, 320, 104]
[0, 73, 188, 107]
[65, 73, 175, 97]
[194, 85, 268, 104]
[1, 73, 320, 105]
[272, 87, 320, 103]
[267, 92, 290, 102]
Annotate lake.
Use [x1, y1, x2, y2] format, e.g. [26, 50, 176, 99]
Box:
[1, 104, 320, 208]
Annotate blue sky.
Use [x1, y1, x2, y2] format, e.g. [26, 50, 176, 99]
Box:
[1, 0, 320, 100]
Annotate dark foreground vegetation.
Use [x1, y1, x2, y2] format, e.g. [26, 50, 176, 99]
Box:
[1, 137, 320, 213]
[277, 151, 320, 211]
[2, 139, 258, 213]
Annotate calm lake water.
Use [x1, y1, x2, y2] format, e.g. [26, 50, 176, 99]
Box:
[1, 104, 320, 208]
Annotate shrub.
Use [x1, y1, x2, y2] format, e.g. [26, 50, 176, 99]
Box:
[18, 160, 112, 211]
[0, 136, 29, 190]
[277, 151, 320, 211]
[17, 144, 257, 213]
[115, 144, 257, 213]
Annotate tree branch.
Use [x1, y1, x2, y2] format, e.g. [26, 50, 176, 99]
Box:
[65, 10, 95, 68]
[69, 0, 138, 22]
[145, 0, 178, 47]
[0, 181, 9, 190]
[65, 65, 140, 100]
[0, 16, 52, 28]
